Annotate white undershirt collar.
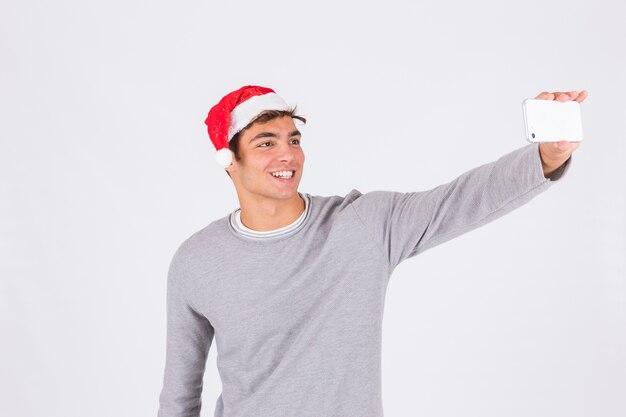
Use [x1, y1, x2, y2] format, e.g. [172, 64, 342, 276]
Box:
[230, 193, 310, 239]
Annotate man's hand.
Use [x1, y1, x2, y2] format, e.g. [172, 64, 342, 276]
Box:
[535, 90, 588, 178]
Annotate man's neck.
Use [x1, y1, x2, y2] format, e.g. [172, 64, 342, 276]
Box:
[238, 194, 305, 232]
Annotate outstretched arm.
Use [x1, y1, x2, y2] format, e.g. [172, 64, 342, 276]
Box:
[350, 89, 587, 270]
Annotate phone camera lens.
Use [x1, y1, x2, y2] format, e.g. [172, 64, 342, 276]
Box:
[531, 133, 535, 139]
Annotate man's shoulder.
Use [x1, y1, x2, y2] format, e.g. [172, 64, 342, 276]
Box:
[306, 188, 408, 217]
[306, 188, 363, 210]
[173, 214, 231, 260]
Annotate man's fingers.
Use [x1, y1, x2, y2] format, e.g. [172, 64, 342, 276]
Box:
[535, 91, 555, 100]
[556, 92, 571, 102]
[535, 91, 569, 101]
[535, 90, 587, 102]
[575, 90, 589, 103]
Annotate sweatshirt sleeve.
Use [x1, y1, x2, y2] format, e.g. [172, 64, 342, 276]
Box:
[350, 143, 572, 271]
[158, 248, 214, 417]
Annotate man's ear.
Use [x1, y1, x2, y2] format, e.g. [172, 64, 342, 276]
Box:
[225, 159, 237, 175]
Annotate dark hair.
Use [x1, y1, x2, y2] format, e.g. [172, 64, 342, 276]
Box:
[228, 107, 307, 162]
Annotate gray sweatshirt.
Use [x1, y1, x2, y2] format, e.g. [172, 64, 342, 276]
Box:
[158, 143, 570, 417]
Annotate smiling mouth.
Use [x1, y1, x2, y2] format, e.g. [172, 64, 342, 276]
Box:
[270, 170, 295, 179]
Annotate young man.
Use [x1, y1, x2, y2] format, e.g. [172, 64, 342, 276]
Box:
[158, 85, 588, 417]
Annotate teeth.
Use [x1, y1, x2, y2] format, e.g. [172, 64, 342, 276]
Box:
[271, 170, 294, 178]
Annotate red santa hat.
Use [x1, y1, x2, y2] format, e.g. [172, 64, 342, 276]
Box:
[205, 85, 290, 168]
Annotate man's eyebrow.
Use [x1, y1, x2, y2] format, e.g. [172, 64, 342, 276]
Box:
[249, 132, 277, 144]
[248, 130, 302, 144]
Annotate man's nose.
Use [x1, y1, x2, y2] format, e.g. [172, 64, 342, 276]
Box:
[276, 141, 296, 161]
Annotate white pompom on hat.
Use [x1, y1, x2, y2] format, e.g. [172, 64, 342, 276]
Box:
[204, 85, 290, 168]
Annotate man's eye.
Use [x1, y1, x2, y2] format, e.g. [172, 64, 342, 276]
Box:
[291, 139, 300, 145]
[259, 142, 271, 147]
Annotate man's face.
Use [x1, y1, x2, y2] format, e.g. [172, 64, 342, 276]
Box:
[227, 116, 305, 204]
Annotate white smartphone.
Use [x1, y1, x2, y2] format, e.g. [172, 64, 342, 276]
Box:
[522, 99, 583, 143]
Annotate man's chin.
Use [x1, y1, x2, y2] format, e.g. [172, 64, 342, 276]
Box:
[268, 188, 301, 201]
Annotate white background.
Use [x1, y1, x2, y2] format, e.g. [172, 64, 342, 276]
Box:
[1, 0, 625, 416]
